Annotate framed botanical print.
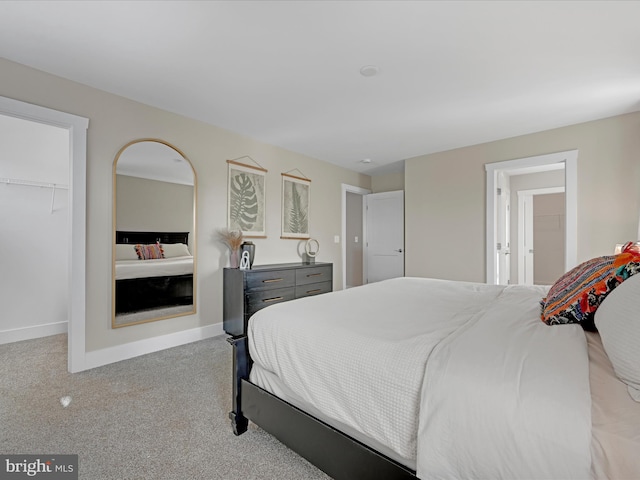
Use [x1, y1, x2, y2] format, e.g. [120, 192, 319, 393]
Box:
[281, 172, 310, 239]
[227, 159, 267, 237]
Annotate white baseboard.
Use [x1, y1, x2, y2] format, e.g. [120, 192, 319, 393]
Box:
[84, 322, 225, 370]
[0, 321, 68, 345]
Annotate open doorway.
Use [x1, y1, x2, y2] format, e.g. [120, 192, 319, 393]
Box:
[485, 150, 578, 285]
[517, 187, 566, 285]
[0, 114, 70, 341]
[342, 185, 405, 288]
[0, 95, 88, 373]
[341, 184, 370, 289]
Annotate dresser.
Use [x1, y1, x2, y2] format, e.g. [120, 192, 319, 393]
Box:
[223, 262, 333, 336]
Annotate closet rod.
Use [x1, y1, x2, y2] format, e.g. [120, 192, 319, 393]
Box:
[0, 177, 69, 190]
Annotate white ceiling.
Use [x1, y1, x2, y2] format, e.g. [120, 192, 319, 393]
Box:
[0, 1, 639, 175]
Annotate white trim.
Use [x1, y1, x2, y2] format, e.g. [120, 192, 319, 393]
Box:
[0, 322, 68, 345]
[341, 184, 371, 290]
[565, 154, 578, 273]
[0, 95, 89, 372]
[517, 191, 530, 284]
[486, 150, 578, 284]
[517, 186, 565, 197]
[84, 323, 224, 370]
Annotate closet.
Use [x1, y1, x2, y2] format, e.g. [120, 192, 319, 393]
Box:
[0, 113, 70, 344]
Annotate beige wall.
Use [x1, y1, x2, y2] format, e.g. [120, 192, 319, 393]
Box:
[406, 112, 640, 282]
[372, 172, 405, 193]
[116, 175, 195, 247]
[0, 57, 371, 352]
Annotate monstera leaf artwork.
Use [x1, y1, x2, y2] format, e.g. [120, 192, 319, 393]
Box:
[227, 161, 266, 237]
[230, 173, 258, 231]
[281, 173, 310, 239]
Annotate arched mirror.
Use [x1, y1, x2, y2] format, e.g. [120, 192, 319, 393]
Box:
[112, 139, 196, 328]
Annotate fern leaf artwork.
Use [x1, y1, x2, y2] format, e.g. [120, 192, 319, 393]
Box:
[288, 183, 308, 233]
[229, 172, 259, 231]
[282, 175, 310, 238]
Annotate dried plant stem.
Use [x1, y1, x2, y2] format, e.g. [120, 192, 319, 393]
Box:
[217, 228, 243, 252]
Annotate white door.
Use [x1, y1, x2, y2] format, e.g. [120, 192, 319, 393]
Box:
[518, 192, 535, 284]
[496, 172, 511, 285]
[365, 190, 404, 283]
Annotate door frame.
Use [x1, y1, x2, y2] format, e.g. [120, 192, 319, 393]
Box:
[496, 171, 511, 285]
[517, 186, 565, 284]
[485, 150, 577, 285]
[0, 95, 89, 373]
[341, 184, 371, 290]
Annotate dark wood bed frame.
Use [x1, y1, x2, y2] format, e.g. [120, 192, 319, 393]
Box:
[228, 335, 418, 480]
[115, 231, 193, 314]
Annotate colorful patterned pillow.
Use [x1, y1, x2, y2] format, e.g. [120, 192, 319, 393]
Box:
[540, 249, 640, 330]
[619, 241, 640, 255]
[135, 242, 164, 260]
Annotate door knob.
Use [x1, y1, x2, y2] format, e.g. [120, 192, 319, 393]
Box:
[394, 248, 403, 253]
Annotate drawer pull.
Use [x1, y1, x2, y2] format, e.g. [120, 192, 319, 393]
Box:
[263, 296, 284, 303]
[306, 289, 322, 294]
[263, 278, 284, 283]
[307, 273, 323, 277]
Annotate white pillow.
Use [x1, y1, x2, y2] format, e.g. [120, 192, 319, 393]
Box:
[115, 244, 138, 261]
[595, 273, 640, 402]
[162, 243, 191, 258]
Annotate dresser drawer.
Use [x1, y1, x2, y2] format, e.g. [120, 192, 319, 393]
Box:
[295, 281, 332, 298]
[246, 286, 296, 315]
[295, 265, 332, 286]
[245, 269, 295, 292]
[224, 263, 333, 336]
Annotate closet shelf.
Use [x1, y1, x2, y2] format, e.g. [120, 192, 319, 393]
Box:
[0, 177, 68, 190]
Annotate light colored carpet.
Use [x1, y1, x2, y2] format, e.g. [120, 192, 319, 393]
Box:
[0, 334, 331, 480]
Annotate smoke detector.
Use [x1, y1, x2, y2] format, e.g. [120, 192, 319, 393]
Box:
[359, 65, 379, 77]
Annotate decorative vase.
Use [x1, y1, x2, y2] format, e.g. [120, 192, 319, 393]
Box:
[230, 249, 240, 268]
[241, 241, 255, 268]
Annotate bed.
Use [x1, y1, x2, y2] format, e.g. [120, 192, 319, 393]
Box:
[228, 273, 640, 480]
[114, 230, 193, 314]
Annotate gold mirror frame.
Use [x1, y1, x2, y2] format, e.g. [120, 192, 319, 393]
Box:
[112, 139, 197, 328]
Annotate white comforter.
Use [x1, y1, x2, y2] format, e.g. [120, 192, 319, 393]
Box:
[248, 277, 592, 479]
[115, 255, 193, 280]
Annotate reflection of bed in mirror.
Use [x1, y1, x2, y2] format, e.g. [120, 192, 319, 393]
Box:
[112, 138, 196, 328]
[114, 230, 193, 319]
